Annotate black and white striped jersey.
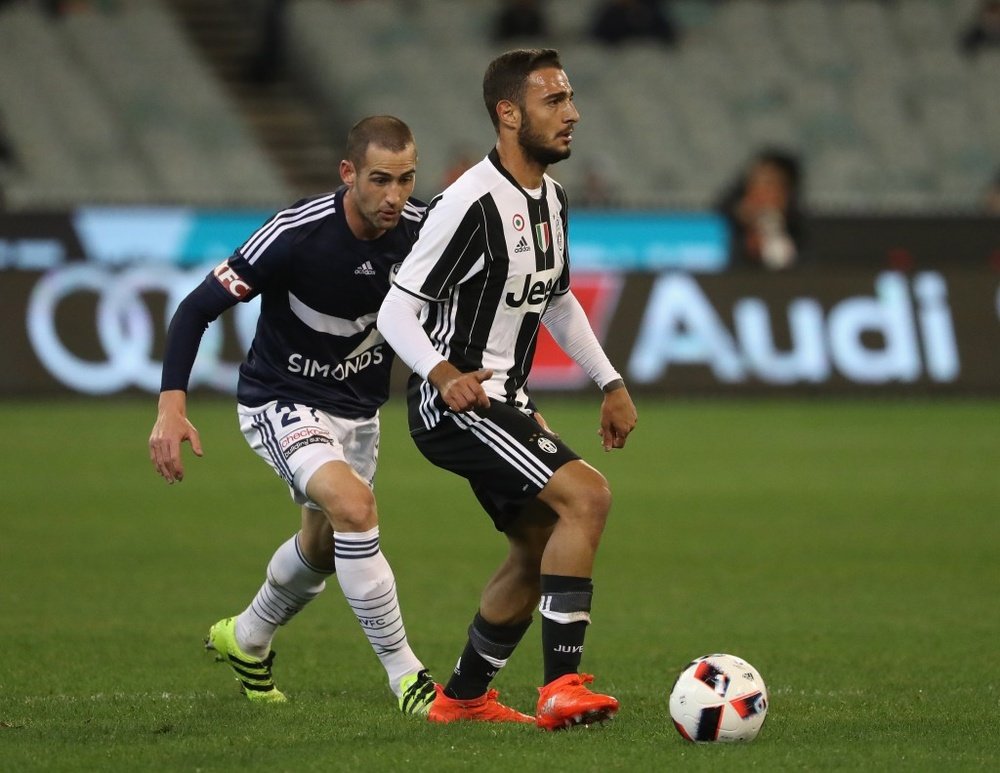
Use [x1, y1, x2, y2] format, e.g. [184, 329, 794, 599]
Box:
[391, 149, 571, 429]
[225, 187, 425, 417]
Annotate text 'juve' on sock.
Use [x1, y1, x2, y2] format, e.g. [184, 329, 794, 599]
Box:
[539, 574, 593, 685]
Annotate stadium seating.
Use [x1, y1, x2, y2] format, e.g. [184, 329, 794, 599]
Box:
[284, 0, 1000, 213]
[0, 0, 290, 208]
[0, 0, 996, 212]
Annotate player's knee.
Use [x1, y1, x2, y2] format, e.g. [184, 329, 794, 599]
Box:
[569, 467, 612, 520]
[544, 463, 612, 534]
[320, 486, 378, 532]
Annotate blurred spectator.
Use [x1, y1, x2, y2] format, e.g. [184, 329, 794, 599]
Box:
[441, 144, 476, 188]
[493, 0, 549, 42]
[0, 112, 16, 210]
[590, 0, 679, 47]
[42, 0, 102, 14]
[960, 0, 1000, 55]
[716, 148, 804, 271]
[247, 0, 288, 83]
[985, 168, 1000, 215]
[576, 157, 618, 209]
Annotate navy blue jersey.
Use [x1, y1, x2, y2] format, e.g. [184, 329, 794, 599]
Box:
[224, 188, 425, 417]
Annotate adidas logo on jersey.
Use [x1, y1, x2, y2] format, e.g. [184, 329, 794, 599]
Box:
[354, 261, 376, 276]
[514, 236, 531, 254]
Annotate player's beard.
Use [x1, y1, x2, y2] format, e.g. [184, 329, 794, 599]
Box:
[518, 115, 571, 167]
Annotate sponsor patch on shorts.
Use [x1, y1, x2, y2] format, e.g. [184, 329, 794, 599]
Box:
[280, 427, 334, 458]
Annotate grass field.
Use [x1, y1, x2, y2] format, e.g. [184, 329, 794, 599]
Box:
[1, 397, 998, 771]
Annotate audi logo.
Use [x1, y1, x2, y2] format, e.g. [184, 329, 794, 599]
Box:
[27, 263, 259, 394]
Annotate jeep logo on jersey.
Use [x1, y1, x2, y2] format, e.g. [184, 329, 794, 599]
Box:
[212, 260, 252, 299]
[506, 274, 556, 308]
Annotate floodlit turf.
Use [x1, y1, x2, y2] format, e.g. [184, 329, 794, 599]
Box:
[1, 397, 997, 771]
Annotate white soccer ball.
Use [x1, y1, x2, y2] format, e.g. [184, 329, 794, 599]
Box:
[668, 653, 769, 743]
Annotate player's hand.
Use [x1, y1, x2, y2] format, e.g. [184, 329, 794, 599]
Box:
[149, 391, 203, 484]
[430, 362, 492, 413]
[533, 410, 559, 438]
[598, 385, 637, 451]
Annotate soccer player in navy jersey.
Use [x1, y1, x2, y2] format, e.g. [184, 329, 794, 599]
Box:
[149, 115, 436, 714]
[378, 50, 638, 728]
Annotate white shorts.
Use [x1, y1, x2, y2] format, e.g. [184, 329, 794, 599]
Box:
[238, 401, 380, 508]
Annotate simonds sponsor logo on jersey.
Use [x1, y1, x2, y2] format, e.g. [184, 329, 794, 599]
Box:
[506, 273, 557, 308]
[287, 346, 385, 380]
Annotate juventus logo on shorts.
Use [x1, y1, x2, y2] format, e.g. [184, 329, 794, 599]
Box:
[536, 436, 557, 454]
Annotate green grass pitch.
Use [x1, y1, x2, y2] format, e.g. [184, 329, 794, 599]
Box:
[1, 397, 997, 771]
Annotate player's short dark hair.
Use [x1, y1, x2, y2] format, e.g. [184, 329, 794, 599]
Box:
[483, 48, 563, 131]
[345, 115, 415, 169]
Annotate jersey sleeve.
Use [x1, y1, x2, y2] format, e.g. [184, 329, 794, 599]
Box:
[377, 285, 445, 379]
[541, 290, 621, 390]
[230, 208, 301, 290]
[160, 270, 241, 392]
[392, 194, 485, 301]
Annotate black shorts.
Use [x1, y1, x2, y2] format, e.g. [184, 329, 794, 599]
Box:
[412, 401, 580, 532]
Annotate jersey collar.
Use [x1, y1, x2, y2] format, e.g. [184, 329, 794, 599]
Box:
[488, 147, 547, 202]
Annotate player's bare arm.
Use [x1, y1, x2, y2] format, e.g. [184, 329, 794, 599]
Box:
[598, 383, 637, 451]
[428, 361, 493, 413]
[149, 389, 204, 483]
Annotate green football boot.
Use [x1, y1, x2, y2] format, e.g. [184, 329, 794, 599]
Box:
[205, 617, 286, 703]
[398, 669, 437, 716]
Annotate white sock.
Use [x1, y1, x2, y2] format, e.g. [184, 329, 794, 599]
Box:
[334, 526, 424, 696]
[235, 533, 330, 658]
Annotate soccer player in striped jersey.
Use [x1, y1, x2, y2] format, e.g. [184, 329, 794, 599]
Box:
[149, 116, 436, 715]
[378, 49, 638, 729]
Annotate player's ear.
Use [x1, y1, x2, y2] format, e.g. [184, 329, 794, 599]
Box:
[340, 159, 356, 187]
[497, 99, 519, 130]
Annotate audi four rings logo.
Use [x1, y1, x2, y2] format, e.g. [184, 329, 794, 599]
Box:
[27, 264, 259, 394]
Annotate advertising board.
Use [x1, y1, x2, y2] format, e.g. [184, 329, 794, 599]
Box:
[4, 264, 998, 397]
[2, 208, 997, 397]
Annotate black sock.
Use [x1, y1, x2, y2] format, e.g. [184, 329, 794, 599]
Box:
[539, 574, 593, 685]
[444, 612, 531, 700]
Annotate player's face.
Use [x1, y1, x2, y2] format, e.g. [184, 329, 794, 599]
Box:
[517, 67, 579, 166]
[342, 143, 417, 239]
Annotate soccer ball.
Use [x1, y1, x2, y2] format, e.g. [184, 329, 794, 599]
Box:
[668, 653, 768, 743]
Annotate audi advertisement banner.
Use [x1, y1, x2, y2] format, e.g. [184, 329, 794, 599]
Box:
[2, 208, 998, 396]
[4, 263, 1000, 397]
